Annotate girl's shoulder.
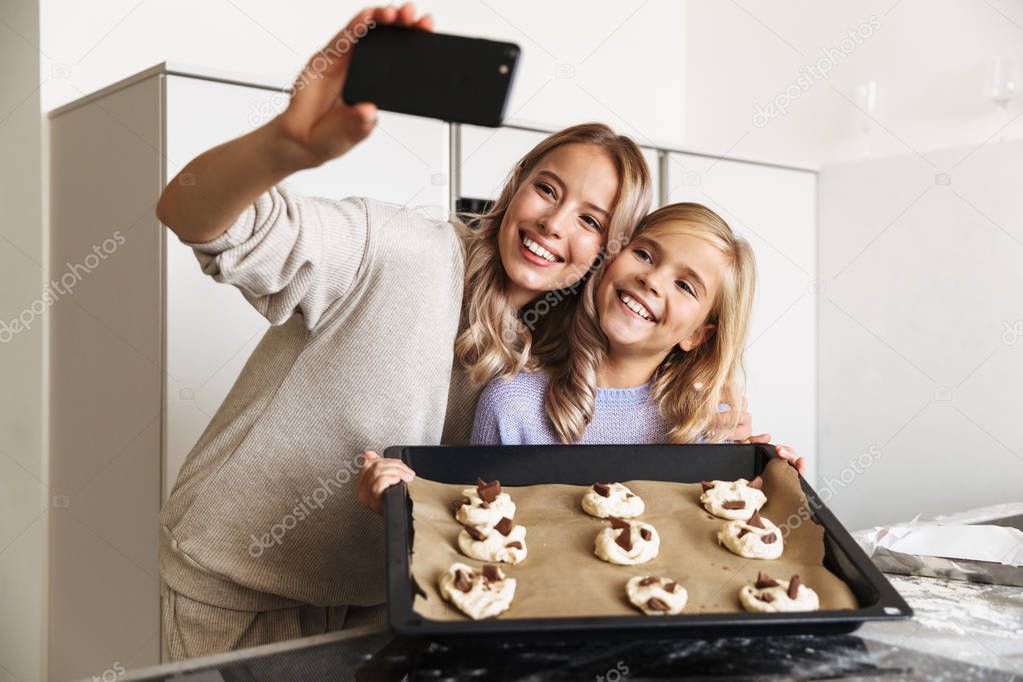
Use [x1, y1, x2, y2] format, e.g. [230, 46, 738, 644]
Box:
[479, 369, 549, 406]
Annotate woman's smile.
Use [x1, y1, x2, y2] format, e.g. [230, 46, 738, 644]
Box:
[518, 230, 564, 266]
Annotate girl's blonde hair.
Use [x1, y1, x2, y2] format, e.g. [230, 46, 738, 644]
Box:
[454, 123, 652, 386]
[543, 203, 757, 444]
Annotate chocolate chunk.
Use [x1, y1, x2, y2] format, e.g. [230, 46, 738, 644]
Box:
[593, 482, 612, 497]
[494, 517, 514, 536]
[737, 527, 750, 538]
[639, 527, 652, 541]
[505, 541, 523, 550]
[638, 576, 659, 586]
[480, 500, 490, 509]
[787, 575, 801, 600]
[609, 516, 630, 530]
[646, 597, 670, 612]
[722, 500, 746, 510]
[462, 524, 487, 541]
[476, 477, 501, 503]
[454, 569, 472, 593]
[755, 571, 779, 589]
[700, 481, 715, 491]
[615, 525, 633, 552]
[665, 581, 679, 593]
[748, 477, 764, 490]
[761, 532, 777, 544]
[625, 493, 635, 499]
[759, 592, 775, 603]
[748, 510, 765, 528]
[482, 565, 502, 582]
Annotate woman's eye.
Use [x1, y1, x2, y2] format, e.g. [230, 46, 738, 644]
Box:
[631, 248, 652, 263]
[676, 280, 696, 296]
[536, 182, 555, 198]
[581, 215, 601, 231]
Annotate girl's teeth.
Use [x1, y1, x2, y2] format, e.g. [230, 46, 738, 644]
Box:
[522, 236, 558, 263]
[620, 292, 652, 320]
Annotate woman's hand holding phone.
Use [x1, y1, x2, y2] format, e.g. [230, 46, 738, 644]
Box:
[270, 4, 433, 171]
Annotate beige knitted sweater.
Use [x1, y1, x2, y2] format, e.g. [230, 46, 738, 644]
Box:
[159, 182, 482, 611]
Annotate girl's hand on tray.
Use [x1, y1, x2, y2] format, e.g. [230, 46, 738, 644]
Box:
[774, 443, 806, 475]
[357, 449, 416, 516]
[742, 433, 805, 474]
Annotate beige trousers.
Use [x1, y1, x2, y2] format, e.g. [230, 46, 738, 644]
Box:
[161, 584, 388, 661]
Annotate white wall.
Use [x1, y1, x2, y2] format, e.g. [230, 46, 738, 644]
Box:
[819, 139, 1023, 530]
[0, 0, 47, 681]
[40, 0, 686, 145]
[684, 0, 1023, 168]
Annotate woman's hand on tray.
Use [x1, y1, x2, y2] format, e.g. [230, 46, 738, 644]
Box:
[710, 393, 753, 441]
[357, 449, 416, 515]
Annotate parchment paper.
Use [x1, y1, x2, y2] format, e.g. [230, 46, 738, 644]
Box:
[408, 458, 859, 620]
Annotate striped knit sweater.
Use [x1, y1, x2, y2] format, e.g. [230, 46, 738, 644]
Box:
[159, 182, 481, 611]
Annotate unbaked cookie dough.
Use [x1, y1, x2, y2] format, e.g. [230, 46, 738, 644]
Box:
[438, 562, 517, 620]
[582, 482, 645, 519]
[594, 516, 660, 565]
[739, 571, 820, 613]
[625, 575, 688, 615]
[455, 478, 516, 530]
[700, 477, 766, 520]
[457, 516, 528, 564]
[717, 509, 784, 560]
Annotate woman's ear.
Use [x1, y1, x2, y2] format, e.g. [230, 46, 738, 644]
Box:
[678, 323, 716, 352]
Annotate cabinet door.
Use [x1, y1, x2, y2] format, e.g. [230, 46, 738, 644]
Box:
[164, 75, 449, 498]
[458, 125, 660, 205]
[666, 153, 817, 483]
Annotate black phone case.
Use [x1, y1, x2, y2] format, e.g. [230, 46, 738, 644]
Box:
[342, 26, 520, 128]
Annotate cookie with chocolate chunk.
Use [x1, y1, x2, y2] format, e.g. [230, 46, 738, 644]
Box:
[438, 562, 516, 620]
[582, 482, 644, 519]
[625, 575, 688, 615]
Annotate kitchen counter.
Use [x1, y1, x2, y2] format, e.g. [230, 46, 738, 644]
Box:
[116, 573, 1022, 682]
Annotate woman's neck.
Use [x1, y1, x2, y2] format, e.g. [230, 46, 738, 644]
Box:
[596, 351, 662, 389]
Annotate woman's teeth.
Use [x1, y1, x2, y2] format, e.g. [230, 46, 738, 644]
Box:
[619, 291, 654, 321]
[521, 235, 561, 263]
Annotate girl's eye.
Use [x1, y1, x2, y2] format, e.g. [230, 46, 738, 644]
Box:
[676, 280, 696, 297]
[580, 215, 602, 231]
[536, 182, 556, 198]
[631, 247, 652, 263]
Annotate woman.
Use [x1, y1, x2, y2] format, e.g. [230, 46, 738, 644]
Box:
[156, 4, 758, 659]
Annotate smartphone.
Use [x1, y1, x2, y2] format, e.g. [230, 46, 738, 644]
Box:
[342, 25, 520, 128]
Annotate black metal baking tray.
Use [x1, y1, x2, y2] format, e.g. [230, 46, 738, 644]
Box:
[382, 443, 913, 640]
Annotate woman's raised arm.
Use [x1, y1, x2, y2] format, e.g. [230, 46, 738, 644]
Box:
[155, 4, 433, 244]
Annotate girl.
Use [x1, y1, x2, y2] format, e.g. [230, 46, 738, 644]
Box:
[156, 4, 664, 659]
[470, 202, 804, 469]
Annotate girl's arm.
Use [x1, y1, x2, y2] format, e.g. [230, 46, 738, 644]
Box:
[470, 382, 507, 445]
[470, 377, 531, 445]
[155, 5, 432, 244]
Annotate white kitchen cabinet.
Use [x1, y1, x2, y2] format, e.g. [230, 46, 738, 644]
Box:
[666, 152, 818, 483]
[48, 63, 449, 680]
[458, 124, 661, 206]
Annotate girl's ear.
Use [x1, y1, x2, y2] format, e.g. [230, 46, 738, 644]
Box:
[678, 323, 716, 352]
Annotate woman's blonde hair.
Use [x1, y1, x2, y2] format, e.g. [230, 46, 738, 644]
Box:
[543, 203, 757, 444]
[454, 123, 652, 386]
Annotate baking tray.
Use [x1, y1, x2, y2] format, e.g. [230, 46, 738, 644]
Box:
[383, 443, 912, 639]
